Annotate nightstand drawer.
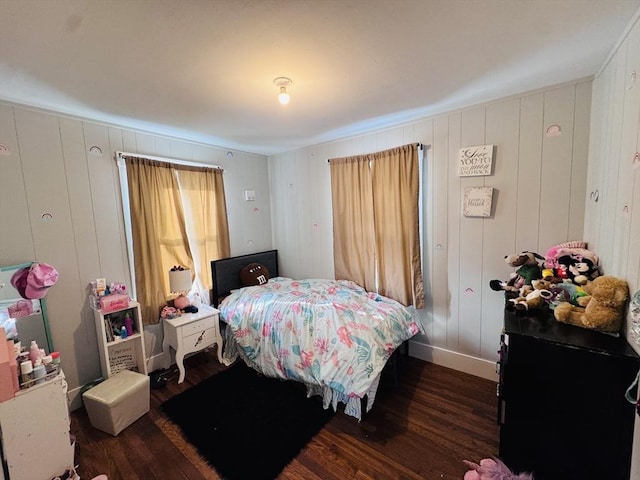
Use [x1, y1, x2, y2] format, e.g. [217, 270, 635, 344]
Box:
[182, 316, 216, 337]
[183, 328, 218, 355]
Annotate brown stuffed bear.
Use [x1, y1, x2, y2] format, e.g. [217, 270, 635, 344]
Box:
[554, 275, 630, 335]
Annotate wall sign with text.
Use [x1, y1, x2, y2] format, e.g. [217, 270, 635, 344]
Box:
[458, 145, 495, 176]
[463, 187, 494, 217]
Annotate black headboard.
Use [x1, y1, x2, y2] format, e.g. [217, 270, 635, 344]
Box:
[210, 250, 279, 307]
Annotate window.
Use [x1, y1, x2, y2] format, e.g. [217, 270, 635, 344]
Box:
[329, 143, 424, 308]
[117, 153, 230, 324]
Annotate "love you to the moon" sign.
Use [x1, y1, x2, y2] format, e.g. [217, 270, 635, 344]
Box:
[457, 145, 494, 176]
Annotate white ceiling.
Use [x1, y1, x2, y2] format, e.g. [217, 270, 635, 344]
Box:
[1, 0, 638, 156]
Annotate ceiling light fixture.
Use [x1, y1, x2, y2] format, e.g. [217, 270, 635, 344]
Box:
[273, 77, 292, 105]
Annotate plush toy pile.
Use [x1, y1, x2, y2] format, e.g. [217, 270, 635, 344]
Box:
[508, 278, 553, 311]
[543, 240, 600, 285]
[490, 241, 631, 336]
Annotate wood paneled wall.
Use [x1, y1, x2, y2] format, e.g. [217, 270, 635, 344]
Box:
[268, 81, 592, 378]
[0, 104, 272, 404]
[585, 15, 640, 313]
[583, 13, 640, 478]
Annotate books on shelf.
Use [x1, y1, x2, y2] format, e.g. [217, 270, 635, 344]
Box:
[104, 317, 114, 342]
[102, 308, 137, 343]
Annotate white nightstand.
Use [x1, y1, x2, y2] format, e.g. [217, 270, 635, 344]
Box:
[162, 304, 224, 383]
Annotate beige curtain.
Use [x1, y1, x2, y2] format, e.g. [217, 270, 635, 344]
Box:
[330, 156, 376, 292]
[175, 166, 230, 295]
[125, 157, 230, 324]
[330, 144, 424, 308]
[372, 145, 424, 308]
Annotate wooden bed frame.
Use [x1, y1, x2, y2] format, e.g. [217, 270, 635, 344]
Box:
[210, 249, 279, 308]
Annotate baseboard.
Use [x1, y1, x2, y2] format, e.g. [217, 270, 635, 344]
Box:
[408, 340, 498, 382]
[147, 352, 169, 374]
[68, 385, 85, 411]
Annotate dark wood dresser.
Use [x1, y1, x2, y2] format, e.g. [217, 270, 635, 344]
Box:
[498, 308, 639, 480]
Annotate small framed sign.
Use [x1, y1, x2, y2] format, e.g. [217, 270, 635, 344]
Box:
[458, 145, 494, 176]
[463, 187, 494, 217]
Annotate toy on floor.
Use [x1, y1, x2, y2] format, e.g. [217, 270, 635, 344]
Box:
[463, 457, 534, 480]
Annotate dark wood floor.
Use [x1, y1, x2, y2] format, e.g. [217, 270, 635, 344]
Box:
[71, 351, 499, 479]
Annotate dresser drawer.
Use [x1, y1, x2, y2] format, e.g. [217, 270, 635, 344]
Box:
[183, 328, 218, 355]
[182, 315, 216, 337]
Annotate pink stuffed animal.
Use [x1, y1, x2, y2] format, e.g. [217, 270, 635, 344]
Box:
[463, 457, 534, 480]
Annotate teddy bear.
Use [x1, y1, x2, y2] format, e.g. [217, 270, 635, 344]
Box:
[490, 251, 544, 293]
[509, 278, 553, 311]
[463, 457, 533, 480]
[554, 275, 630, 334]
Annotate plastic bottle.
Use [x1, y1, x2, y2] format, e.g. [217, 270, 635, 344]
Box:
[20, 360, 33, 387]
[124, 313, 134, 336]
[630, 290, 640, 348]
[43, 355, 55, 374]
[50, 351, 61, 366]
[120, 325, 128, 339]
[32, 360, 46, 385]
[29, 340, 41, 364]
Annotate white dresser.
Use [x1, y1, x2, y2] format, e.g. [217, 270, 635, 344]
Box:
[162, 304, 225, 383]
[0, 371, 75, 480]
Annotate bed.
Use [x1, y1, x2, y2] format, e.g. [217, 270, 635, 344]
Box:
[211, 250, 423, 420]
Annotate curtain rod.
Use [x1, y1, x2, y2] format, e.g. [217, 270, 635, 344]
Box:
[326, 143, 423, 163]
[115, 151, 223, 171]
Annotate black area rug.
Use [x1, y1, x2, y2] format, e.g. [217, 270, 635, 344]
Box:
[161, 362, 334, 480]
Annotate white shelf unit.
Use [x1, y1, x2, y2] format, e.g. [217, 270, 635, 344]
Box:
[93, 301, 148, 378]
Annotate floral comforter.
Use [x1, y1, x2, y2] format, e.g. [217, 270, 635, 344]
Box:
[219, 277, 423, 419]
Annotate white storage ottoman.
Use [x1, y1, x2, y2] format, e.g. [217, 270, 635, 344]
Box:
[82, 369, 150, 436]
